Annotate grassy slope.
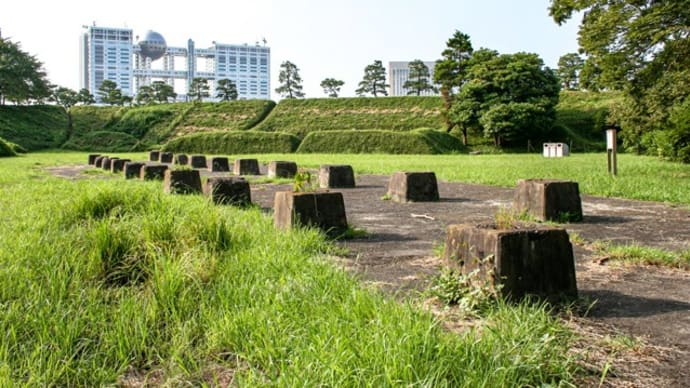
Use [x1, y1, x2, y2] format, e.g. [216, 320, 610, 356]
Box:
[297, 129, 466, 154]
[0, 152, 577, 386]
[161, 130, 300, 154]
[254, 96, 444, 137]
[553, 91, 624, 151]
[0, 105, 68, 150]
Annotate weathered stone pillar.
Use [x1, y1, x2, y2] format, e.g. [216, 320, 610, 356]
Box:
[208, 157, 230, 172]
[319, 165, 355, 188]
[94, 156, 106, 168]
[234, 159, 260, 175]
[204, 177, 252, 205]
[140, 164, 169, 180]
[513, 179, 583, 222]
[149, 151, 160, 162]
[102, 157, 117, 171]
[268, 161, 298, 178]
[387, 172, 439, 202]
[123, 162, 145, 179]
[159, 152, 174, 164]
[88, 154, 101, 165]
[444, 223, 578, 301]
[190, 155, 207, 169]
[175, 154, 189, 165]
[274, 191, 348, 236]
[110, 158, 131, 173]
[163, 170, 202, 194]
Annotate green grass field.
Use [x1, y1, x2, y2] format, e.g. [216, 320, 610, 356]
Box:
[0, 152, 581, 386]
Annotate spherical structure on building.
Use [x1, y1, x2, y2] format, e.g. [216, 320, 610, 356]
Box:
[138, 30, 167, 60]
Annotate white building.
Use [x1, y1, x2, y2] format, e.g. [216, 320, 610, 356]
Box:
[388, 61, 438, 96]
[80, 25, 270, 101]
[79, 26, 133, 99]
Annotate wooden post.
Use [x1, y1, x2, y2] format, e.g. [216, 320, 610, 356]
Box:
[606, 127, 619, 176]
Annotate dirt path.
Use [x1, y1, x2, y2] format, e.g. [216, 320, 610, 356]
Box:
[251, 174, 690, 387]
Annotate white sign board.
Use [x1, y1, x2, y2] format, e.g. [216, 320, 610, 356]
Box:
[606, 129, 617, 150]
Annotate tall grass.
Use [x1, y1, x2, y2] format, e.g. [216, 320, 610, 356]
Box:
[0, 153, 580, 386]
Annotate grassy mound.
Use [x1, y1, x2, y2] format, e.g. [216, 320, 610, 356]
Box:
[71, 105, 126, 133]
[174, 100, 276, 134]
[62, 130, 139, 152]
[0, 105, 68, 150]
[297, 128, 465, 154]
[162, 130, 300, 154]
[553, 91, 623, 151]
[255, 96, 444, 137]
[0, 136, 17, 157]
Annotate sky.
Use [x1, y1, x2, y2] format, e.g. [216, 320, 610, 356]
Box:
[0, 0, 582, 100]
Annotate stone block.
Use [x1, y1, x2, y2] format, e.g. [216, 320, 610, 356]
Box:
[444, 224, 578, 301]
[110, 158, 131, 173]
[88, 154, 101, 165]
[149, 151, 160, 161]
[102, 157, 116, 171]
[175, 154, 189, 165]
[159, 152, 174, 163]
[208, 157, 230, 172]
[140, 164, 168, 180]
[204, 177, 251, 205]
[123, 162, 145, 179]
[190, 155, 207, 169]
[319, 165, 355, 188]
[268, 161, 298, 178]
[234, 159, 260, 175]
[513, 179, 583, 222]
[163, 170, 202, 194]
[274, 191, 348, 236]
[94, 156, 106, 168]
[387, 171, 439, 202]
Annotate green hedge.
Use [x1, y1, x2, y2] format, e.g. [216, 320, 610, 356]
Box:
[162, 131, 301, 154]
[0, 105, 68, 150]
[297, 129, 465, 154]
[255, 96, 444, 137]
[0, 136, 17, 157]
[62, 131, 139, 152]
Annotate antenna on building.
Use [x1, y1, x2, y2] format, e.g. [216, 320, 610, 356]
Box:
[262, 37, 267, 46]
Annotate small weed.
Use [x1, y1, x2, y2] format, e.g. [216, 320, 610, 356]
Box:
[380, 193, 392, 201]
[494, 207, 534, 229]
[556, 210, 583, 223]
[293, 169, 315, 192]
[569, 232, 586, 245]
[430, 256, 501, 315]
[335, 226, 368, 240]
[432, 241, 446, 259]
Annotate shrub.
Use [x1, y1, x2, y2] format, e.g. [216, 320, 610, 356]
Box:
[162, 131, 301, 154]
[0, 105, 69, 150]
[0, 136, 17, 157]
[62, 131, 139, 152]
[297, 128, 465, 154]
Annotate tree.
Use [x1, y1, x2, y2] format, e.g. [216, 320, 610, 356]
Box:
[549, 0, 690, 160]
[98, 80, 123, 105]
[76, 88, 95, 105]
[403, 60, 436, 96]
[135, 85, 155, 105]
[451, 51, 560, 147]
[434, 31, 474, 138]
[215, 78, 238, 101]
[275, 61, 305, 99]
[556, 53, 584, 90]
[320, 78, 344, 98]
[356, 60, 389, 97]
[151, 81, 176, 103]
[0, 37, 51, 105]
[188, 77, 210, 101]
[50, 86, 79, 133]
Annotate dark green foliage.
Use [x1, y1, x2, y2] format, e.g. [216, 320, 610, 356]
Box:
[552, 90, 622, 151]
[255, 96, 443, 137]
[556, 53, 584, 90]
[62, 131, 139, 152]
[215, 79, 238, 101]
[0, 136, 17, 157]
[6, 140, 27, 153]
[276, 61, 305, 99]
[71, 105, 127, 134]
[297, 129, 465, 154]
[188, 77, 210, 101]
[404, 60, 436, 96]
[356, 60, 389, 97]
[162, 131, 300, 154]
[0, 37, 52, 105]
[0, 105, 68, 150]
[320, 78, 344, 98]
